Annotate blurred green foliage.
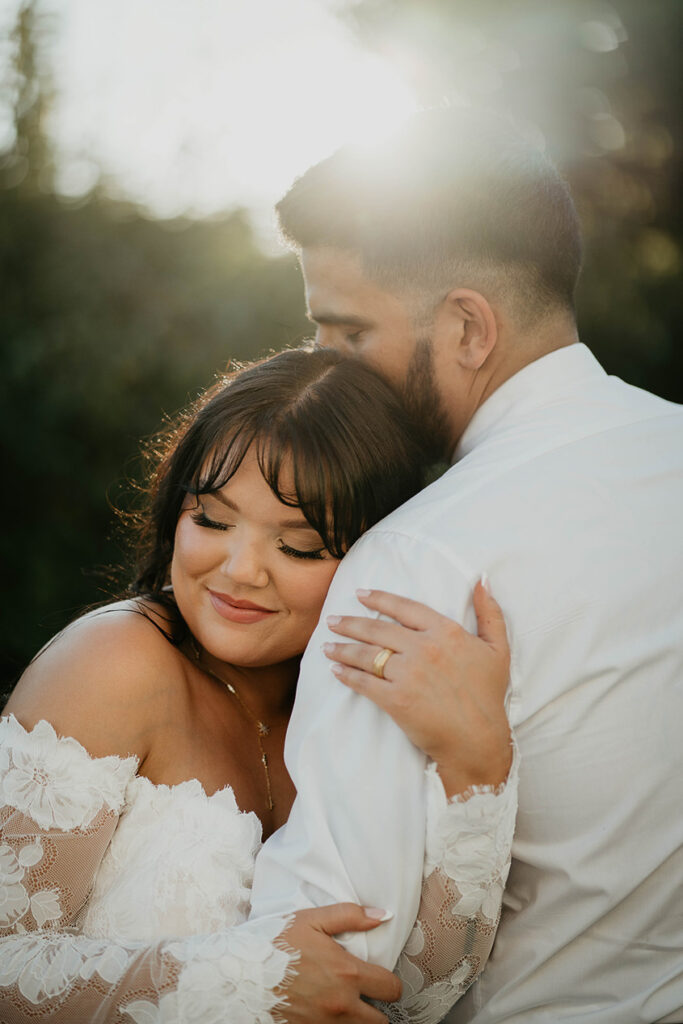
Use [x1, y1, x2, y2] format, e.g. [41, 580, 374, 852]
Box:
[1, 0, 681, 690]
[0, 4, 309, 689]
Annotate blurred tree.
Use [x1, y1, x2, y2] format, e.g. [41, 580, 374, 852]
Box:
[0, 4, 309, 691]
[343, 0, 682, 400]
[0, 0, 54, 191]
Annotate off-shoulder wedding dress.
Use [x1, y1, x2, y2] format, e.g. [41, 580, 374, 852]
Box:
[0, 714, 517, 1023]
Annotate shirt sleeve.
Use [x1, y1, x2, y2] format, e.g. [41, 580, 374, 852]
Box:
[250, 527, 484, 970]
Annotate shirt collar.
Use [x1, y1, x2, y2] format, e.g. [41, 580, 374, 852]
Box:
[453, 343, 607, 462]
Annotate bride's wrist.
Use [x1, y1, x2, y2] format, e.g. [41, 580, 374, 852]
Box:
[435, 746, 513, 800]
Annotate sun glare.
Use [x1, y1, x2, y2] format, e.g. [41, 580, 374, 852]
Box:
[31, 0, 416, 233]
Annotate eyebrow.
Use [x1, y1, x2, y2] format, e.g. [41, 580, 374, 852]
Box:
[306, 311, 373, 329]
[206, 491, 315, 530]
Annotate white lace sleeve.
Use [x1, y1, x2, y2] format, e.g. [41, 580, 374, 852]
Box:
[0, 716, 296, 1023]
[381, 741, 519, 1024]
[0, 715, 138, 936]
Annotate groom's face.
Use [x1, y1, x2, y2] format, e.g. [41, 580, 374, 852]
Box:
[301, 246, 455, 459]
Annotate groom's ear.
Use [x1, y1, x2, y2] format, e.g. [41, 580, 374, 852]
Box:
[441, 288, 498, 371]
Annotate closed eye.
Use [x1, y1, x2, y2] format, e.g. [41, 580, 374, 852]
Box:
[190, 510, 230, 531]
[278, 541, 326, 561]
[344, 329, 365, 344]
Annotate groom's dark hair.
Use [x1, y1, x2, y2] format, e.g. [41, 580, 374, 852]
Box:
[277, 107, 582, 322]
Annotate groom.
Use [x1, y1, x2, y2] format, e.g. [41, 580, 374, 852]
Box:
[251, 108, 683, 1021]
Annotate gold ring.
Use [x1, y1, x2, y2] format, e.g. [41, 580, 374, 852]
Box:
[371, 647, 394, 679]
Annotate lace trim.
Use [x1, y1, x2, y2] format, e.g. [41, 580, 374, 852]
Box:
[423, 739, 519, 899]
[0, 715, 138, 831]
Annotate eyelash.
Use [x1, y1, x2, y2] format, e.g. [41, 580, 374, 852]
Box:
[278, 542, 326, 561]
[189, 510, 326, 561]
[190, 510, 227, 531]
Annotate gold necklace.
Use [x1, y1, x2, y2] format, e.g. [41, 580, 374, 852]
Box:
[191, 643, 274, 812]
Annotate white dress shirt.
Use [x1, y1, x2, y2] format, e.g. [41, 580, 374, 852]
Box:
[250, 343, 683, 1023]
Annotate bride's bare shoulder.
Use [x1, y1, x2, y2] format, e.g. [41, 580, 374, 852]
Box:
[4, 599, 187, 763]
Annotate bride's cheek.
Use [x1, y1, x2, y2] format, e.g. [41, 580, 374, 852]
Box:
[173, 518, 222, 579]
[299, 561, 340, 622]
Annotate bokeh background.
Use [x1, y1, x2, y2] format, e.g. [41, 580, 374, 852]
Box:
[1, 0, 681, 691]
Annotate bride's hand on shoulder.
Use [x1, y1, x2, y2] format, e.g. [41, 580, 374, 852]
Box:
[323, 580, 513, 798]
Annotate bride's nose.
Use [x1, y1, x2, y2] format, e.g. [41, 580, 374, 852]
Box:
[219, 532, 269, 588]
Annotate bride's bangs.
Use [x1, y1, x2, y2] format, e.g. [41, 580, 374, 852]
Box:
[190, 427, 256, 498]
[256, 421, 363, 560]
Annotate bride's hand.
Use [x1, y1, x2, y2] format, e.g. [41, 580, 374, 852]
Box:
[276, 903, 400, 1022]
[323, 580, 513, 798]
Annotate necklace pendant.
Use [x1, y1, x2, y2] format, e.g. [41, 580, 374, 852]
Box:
[257, 722, 270, 736]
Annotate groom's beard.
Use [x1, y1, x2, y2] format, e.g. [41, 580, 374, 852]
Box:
[400, 337, 453, 463]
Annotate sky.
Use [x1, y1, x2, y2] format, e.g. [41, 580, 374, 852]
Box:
[0, 0, 417, 238]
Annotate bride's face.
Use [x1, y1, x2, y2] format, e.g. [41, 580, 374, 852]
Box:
[170, 446, 340, 669]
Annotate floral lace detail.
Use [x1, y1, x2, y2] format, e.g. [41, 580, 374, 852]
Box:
[423, 741, 519, 920]
[0, 932, 133, 1004]
[0, 717, 296, 1022]
[0, 840, 62, 931]
[0, 918, 295, 1023]
[122, 918, 298, 1024]
[80, 774, 262, 942]
[0, 715, 137, 831]
[382, 741, 520, 1024]
[0, 715, 138, 938]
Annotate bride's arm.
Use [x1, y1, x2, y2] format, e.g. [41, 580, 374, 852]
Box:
[324, 583, 517, 1023]
[250, 532, 516, 1011]
[0, 608, 162, 939]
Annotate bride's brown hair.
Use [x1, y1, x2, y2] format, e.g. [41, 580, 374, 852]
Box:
[128, 346, 427, 643]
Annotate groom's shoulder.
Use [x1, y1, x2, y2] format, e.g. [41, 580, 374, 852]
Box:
[609, 375, 682, 418]
[353, 465, 467, 550]
[354, 378, 683, 549]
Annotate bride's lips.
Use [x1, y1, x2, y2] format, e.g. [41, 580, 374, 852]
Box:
[208, 589, 276, 624]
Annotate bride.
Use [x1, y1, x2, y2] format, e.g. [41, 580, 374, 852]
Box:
[0, 346, 516, 1023]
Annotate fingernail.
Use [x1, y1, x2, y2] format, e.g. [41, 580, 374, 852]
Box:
[480, 572, 491, 594]
[327, 615, 342, 626]
[330, 663, 344, 677]
[356, 588, 371, 598]
[363, 907, 394, 921]
[322, 643, 335, 654]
